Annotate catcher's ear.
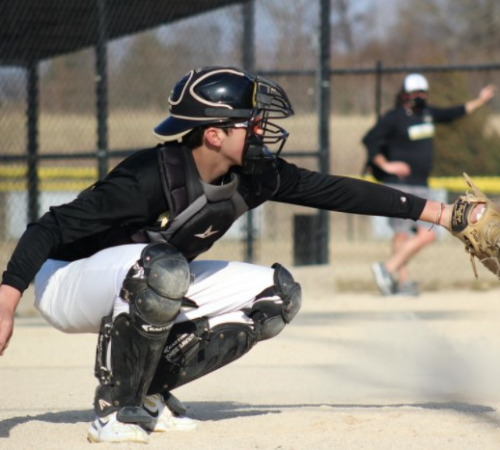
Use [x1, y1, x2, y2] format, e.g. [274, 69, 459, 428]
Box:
[204, 127, 225, 147]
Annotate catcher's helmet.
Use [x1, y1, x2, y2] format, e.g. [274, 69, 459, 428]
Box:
[154, 66, 294, 174]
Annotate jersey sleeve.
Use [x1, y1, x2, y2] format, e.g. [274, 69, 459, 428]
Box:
[273, 159, 426, 219]
[430, 105, 466, 123]
[2, 168, 150, 293]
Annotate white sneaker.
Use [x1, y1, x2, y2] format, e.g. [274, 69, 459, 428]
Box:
[371, 262, 396, 296]
[143, 394, 198, 432]
[87, 412, 149, 444]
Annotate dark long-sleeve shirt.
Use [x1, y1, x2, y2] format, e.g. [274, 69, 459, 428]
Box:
[2, 147, 426, 293]
[362, 105, 466, 186]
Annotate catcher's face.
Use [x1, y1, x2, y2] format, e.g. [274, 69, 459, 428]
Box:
[213, 112, 288, 175]
[241, 112, 289, 175]
[218, 126, 248, 166]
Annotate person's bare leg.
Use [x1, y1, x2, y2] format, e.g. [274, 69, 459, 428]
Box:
[392, 232, 410, 285]
[385, 226, 436, 274]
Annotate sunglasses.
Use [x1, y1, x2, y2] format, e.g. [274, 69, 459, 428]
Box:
[231, 121, 249, 129]
[222, 117, 263, 132]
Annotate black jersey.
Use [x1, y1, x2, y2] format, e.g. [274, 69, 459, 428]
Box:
[3, 144, 426, 293]
[362, 105, 466, 186]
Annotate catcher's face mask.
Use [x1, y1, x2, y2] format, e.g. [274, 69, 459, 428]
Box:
[240, 108, 290, 175]
[239, 76, 293, 175]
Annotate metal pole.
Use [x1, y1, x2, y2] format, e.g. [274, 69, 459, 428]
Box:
[26, 61, 40, 223]
[375, 60, 383, 117]
[317, 0, 331, 264]
[242, 0, 255, 263]
[95, 0, 109, 180]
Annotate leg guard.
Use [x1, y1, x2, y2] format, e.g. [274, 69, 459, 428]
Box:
[247, 263, 302, 341]
[93, 243, 191, 419]
[147, 263, 301, 395]
[148, 312, 258, 394]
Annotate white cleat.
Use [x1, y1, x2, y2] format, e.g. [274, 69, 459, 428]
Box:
[143, 394, 198, 432]
[87, 412, 149, 444]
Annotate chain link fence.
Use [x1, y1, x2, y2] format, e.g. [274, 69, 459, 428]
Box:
[2, 0, 500, 294]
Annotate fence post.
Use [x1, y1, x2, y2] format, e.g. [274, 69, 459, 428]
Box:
[26, 61, 40, 223]
[375, 60, 383, 117]
[95, 0, 109, 180]
[242, 0, 256, 263]
[317, 0, 331, 264]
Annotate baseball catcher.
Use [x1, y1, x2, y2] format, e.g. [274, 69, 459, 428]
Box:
[451, 173, 500, 279]
[0, 66, 497, 444]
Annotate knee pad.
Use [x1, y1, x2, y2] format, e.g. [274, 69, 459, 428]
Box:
[248, 263, 302, 341]
[120, 243, 191, 334]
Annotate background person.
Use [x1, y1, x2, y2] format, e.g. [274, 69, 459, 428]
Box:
[363, 73, 496, 296]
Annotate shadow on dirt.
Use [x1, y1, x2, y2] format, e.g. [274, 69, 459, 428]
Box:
[0, 400, 496, 439]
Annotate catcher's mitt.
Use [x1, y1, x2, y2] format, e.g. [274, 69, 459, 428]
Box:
[451, 173, 500, 279]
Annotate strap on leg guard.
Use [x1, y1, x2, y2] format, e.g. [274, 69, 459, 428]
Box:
[148, 313, 258, 394]
[162, 391, 187, 416]
[93, 243, 191, 419]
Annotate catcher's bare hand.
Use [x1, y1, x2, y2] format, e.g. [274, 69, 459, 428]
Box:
[0, 285, 22, 355]
[451, 173, 500, 279]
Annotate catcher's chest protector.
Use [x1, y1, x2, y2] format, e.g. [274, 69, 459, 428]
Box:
[135, 145, 279, 260]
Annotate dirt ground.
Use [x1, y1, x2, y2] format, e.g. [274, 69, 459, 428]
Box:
[2, 266, 500, 450]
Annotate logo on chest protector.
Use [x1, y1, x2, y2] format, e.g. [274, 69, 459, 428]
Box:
[194, 225, 219, 239]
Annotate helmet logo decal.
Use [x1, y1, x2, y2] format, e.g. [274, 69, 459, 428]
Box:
[189, 69, 246, 111]
[169, 70, 194, 107]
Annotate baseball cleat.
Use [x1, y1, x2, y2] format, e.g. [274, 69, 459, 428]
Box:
[142, 393, 198, 432]
[371, 262, 396, 296]
[87, 412, 149, 444]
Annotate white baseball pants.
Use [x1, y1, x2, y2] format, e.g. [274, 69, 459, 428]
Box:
[34, 243, 276, 334]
